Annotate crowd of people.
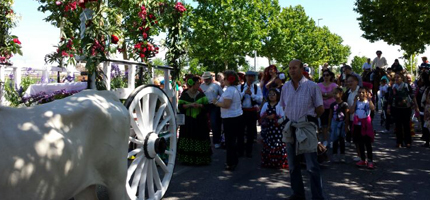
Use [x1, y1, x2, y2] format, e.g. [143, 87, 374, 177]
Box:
[171, 50, 430, 200]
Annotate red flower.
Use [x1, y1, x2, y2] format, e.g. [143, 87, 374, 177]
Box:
[61, 51, 69, 57]
[149, 14, 155, 19]
[175, 2, 186, 13]
[111, 34, 119, 44]
[13, 38, 21, 45]
[227, 76, 236, 83]
[140, 53, 145, 58]
[134, 43, 142, 50]
[143, 32, 148, 39]
[139, 5, 147, 19]
[69, 54, 74, 57]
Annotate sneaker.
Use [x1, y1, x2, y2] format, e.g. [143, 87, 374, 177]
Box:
[339, 154, 346, 163]
[367, 162, 374, 169]
[356, 160, 367, 167]
[353, 156, 361, 162]
[214, 143, 221, 149]
[323, 141, 328, 147]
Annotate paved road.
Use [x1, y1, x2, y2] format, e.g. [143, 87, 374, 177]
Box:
[163, 111, 430, 200]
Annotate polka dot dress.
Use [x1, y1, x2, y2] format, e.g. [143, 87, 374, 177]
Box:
[261, 103, 288, 169]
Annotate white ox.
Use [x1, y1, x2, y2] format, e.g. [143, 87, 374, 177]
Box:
[0, 90, 130, 200]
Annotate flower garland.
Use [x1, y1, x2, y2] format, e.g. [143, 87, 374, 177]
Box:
[37, 0, 188, 89]
[0, 0, 22, 64]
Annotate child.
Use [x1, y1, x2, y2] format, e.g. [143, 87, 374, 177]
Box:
[351, 87, 375, 169]
[328, 87, 349, 162]
[379, 77, 389, 126]
[260, 88, 288, 169]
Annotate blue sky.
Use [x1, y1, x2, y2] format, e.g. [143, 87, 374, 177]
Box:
[10, 0, 428, 69]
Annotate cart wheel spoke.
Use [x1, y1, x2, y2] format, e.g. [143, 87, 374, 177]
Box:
[138, 159, 149, 200]
[147, 161, 155, 199]
[153, 103, 167, 131]
[152, 161, 163, 191]
[127, 156, 145, 196]
[161, 133, 172, 140]
[128, 148, 142, 158]
[130, 118, 144, 139]
[155, 155, 169, 173]
[147, 93, 157, 130]
[156, 116, 172, 134]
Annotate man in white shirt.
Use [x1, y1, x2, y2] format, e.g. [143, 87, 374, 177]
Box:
[200, 72, 224, 148]
[372, 50, 388, 69]
[239, 71, 263, 157]
[362, 58, 372, 71]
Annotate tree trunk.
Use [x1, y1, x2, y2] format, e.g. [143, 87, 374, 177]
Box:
[224, 60, 228, 71]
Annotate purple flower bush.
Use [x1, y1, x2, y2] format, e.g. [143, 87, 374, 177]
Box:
[21, 89, 80, 106]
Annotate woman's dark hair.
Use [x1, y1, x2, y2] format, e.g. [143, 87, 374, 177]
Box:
[358, 86, 369, 94]
[333, 87, 344, 94]
[263, 65, 278, 84]
[223, 70, 240, 86]
[258, 71, 263, 81]
[267, 88, 280, 101]
[186, 76, 201, 87]
[394, 72, 405, 81]
[346, 74, 359, 82]
[322, 70, 335, 82]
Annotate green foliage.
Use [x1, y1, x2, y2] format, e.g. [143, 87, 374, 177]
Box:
[188, 2, 350, 73]
[355, 0, 430, 57]
[351, 55, 367, 74]
[187, 58, 206, 76]
[152, 57, 167, 76]
[267, 6, 350, 69]
[188, 0, 266, 71]
[403, 53, 418, 75]
[4, 75, 37, 107]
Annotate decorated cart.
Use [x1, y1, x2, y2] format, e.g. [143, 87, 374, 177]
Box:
[0, 0, 189, 199]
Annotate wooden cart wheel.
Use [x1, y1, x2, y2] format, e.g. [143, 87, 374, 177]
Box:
[124, 85, 177, 200]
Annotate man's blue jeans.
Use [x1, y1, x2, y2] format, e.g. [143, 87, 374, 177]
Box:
[286, 143, 324, 200]
[208, 105, 222, 144]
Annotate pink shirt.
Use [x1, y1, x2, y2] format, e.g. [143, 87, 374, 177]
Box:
[280, 76, 323, 122]
[318, 82, 338, 109]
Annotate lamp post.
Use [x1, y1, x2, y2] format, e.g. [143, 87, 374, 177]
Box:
[318, 18, 323, 27]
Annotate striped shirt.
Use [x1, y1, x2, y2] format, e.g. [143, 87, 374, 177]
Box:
[280, 76, 323, 122]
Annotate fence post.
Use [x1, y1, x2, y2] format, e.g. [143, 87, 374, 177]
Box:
[128, 64, 135, 91]
[13, 66, 21, 88]
[103, 61, 111, 91]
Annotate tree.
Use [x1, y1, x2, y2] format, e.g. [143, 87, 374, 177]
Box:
[355, 0, 430, 57]
[403, 53, 418, 76]
[351, 55, 367, 74]
[188, 0, 266, 70]
[264, 6, 350, 73]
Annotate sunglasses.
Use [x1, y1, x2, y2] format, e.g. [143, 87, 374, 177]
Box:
[268, 93, 277, 97]
[323, 74, 330, 77]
